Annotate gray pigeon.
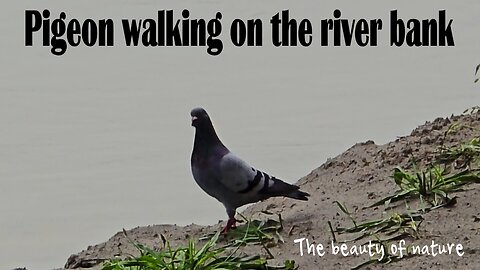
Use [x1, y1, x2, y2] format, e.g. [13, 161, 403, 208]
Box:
[190, 107, 310, 232]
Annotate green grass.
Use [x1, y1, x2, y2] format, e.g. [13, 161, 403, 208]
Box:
[369, 166, 480, 208]
[331, 130, 480, 269]
[101, 215, 296, 270]
[331, 202, 423, 269]
[350, 242, 413, 270]
[436, 137, 480, 168]
[334, 209, 422, 241]
[332, 201, 423, 242]
[102, 231, 266, 270]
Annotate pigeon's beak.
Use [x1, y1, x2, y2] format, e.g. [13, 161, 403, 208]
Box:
[191, 116, 198, 126]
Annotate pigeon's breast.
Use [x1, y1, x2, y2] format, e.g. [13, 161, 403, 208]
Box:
[190, 151, 226, 201]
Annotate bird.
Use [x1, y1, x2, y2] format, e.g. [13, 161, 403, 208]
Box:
[190, 107, 310, 233]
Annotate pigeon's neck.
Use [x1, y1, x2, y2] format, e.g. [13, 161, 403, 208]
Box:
[193, 120, 225, 154]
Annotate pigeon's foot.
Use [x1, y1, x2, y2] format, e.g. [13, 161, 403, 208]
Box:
[221, 217, 237, 233]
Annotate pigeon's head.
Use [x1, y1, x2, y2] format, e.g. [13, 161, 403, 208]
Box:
[190, 107, 210, 128]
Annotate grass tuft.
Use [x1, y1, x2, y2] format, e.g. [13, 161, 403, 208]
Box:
[332, 131, 480, 269]
[436, 137, 480, 168]
[101, 215, 296, 270]
[370, 165, 480, 208]
[332, 202, 423, 243]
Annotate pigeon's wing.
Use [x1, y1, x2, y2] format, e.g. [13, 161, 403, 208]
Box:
[217, 152, 266, 194]
[217, 152, 310, 200]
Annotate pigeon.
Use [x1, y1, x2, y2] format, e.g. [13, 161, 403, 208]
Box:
[190, 107, 310, 233]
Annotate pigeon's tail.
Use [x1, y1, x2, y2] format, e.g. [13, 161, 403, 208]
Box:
[286, 189, 310, 201]
[265, 177, 310, 201]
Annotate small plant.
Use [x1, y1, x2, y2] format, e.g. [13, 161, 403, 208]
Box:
[436, 137, 480, 168]
[332, 202, 423, 242]
[101, 216, 296, 270]
[331, 123, 480, 269]
[223, 213, 285, 247]
[351, 240, 411, 270]
[102, 231, 265, 270]
[370, 166, 480, 208]
[330, 203, 423, 269]
[199, 212, 285, 259]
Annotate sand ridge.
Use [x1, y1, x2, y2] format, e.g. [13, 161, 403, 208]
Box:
[62, 110, 480, 270]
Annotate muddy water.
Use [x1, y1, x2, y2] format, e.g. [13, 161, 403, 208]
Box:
[1, 1, 479, 269]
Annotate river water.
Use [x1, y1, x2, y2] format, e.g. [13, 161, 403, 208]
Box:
[1, 1, 479, 269]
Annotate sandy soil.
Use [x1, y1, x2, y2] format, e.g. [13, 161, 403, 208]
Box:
[61, 110, 480, 270]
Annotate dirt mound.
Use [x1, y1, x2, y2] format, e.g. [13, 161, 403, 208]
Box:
[64, 110, 480, 270]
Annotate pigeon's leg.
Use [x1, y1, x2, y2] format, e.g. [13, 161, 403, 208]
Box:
[222, 208, 237, 233]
